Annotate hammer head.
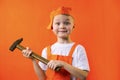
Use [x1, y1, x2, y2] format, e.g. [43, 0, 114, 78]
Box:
[9, 38, 23, 51]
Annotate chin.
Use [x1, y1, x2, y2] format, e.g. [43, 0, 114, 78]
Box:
[58, 35, 68, 38]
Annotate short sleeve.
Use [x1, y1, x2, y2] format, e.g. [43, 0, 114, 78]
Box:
[72, 45, 90, 71]
[38, 48, 47, 70]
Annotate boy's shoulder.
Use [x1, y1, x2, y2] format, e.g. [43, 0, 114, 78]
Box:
[47, 42, 85, 49]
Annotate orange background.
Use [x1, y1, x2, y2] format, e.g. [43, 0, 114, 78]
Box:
[0, 0, 120, 80]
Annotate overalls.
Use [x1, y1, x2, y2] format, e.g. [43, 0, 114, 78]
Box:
[45, 43, 77, 80]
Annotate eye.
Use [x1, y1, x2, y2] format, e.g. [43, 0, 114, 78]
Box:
[64, 22, 70, 25]
[55, 22, 60, 25]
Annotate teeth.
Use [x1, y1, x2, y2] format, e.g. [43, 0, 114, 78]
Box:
[59, 30, 67, 31]
[59, 31, 67, 32]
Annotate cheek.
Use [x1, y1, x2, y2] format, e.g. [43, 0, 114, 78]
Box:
[52, 28, 58, 34]
[53, 25, 58, 30]
[67, 26, 73, 31]
[67, 28, 74, 34]
[52, 27, 58, 32]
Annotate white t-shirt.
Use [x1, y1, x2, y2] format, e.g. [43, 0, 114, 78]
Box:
[38, 42, 90, 79]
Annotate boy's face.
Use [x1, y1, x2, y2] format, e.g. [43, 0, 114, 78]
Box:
[52, 14, 74, 38]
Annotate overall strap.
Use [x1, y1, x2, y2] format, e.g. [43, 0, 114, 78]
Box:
[46, 45, 51, 60]
[68, 43, 78, 57]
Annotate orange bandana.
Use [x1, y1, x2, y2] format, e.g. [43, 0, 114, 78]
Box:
[47, 6, 73, 30]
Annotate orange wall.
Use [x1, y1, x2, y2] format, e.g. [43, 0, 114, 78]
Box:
[0, 0, 120, 80]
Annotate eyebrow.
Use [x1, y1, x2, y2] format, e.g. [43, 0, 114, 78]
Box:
[65, 18, 70, 21]
[54, 16, 72, 22]
[54, 18, 70, 21]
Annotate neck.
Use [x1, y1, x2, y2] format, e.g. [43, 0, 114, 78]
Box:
[57, 37, 72, 44]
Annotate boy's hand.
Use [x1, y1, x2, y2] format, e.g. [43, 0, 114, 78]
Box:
[22, 47, 32, 58]
[47, 60, 65, 70]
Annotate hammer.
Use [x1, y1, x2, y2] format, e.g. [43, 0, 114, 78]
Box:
[9, 38, 60, 71]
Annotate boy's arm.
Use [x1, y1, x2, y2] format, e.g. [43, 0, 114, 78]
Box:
[22, 47, 46, 80]
[32, 59, 46, 80]
[63, 62, 88, 80]
[47, 60, 89, 79]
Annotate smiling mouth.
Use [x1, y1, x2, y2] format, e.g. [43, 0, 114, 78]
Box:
[58, 31, 67, 32]
[58, 29, 67, 32]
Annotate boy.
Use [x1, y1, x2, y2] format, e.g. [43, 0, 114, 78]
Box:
[22, 6, 90, 80]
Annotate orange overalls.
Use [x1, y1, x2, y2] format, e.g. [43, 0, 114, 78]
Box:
[45, 43, 77, 80]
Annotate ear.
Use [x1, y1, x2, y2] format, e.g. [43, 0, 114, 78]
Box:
[73, 26, 75, 29]
[72, 26, 75, 31]
[73, 23, 75, 29]
[51, 26, 53, 30]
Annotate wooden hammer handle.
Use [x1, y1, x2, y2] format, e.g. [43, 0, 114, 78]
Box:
[16, 45, 61, 71]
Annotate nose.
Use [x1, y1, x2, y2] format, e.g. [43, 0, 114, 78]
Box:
[59, 24, 65, 29]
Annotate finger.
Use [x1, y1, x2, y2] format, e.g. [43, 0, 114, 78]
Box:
[22, 49, 31, 57]
[26, 47, 32, 53]
[26, 47, 29, 50]
[47, 60, 54, 69]
[27, 50, 32, 56]
[47, 60, 57, 70]
[22, 49, 27, 55]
